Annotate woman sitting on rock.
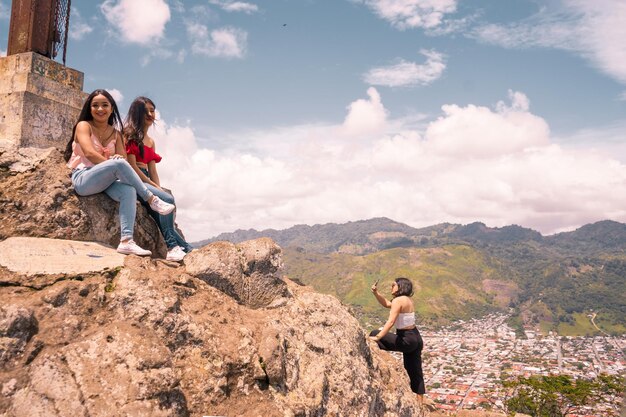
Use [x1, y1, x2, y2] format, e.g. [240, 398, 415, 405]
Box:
[64, 89, 175, 256]
[370, 277, 433, 410]
[123, 96, 192, 262]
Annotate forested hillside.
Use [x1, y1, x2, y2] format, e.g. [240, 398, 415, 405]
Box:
[196, 219, 626, 335]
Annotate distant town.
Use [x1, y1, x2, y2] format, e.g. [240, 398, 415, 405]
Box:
[404, 314, 625, 415]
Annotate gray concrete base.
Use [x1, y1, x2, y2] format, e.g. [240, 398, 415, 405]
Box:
[0, 237, 125, 276]
[0, 52, 87, 150]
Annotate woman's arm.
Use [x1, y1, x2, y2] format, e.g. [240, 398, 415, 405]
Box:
[74, 122, 107, 165]
[371, 284, 392, 308]
[372, 299, 401, 340]
[114, 131, 127, 159]
[147, 160, 160, 187]
[127, 154, 161, 188]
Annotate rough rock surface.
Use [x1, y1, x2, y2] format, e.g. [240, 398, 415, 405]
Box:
[0, 147, 55, 173]
[185, 238, 288, 308]
[1, 245, 427, 417]
[456, 412, 530, 417]
[0, 149, 167, 258]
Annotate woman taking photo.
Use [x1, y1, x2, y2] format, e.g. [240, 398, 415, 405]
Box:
[123, 96, 192, 262]
[370, 277, 432, 409]
[64, 89, 175, 256]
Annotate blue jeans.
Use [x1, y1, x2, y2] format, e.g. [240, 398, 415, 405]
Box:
[72, 159, 153, 240]
[140, 168, 192, 252]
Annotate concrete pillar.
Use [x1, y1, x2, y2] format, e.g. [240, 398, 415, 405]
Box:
[0, 52, 87, 150]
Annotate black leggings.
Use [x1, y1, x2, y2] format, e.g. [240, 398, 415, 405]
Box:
[370, 327, 425, 394]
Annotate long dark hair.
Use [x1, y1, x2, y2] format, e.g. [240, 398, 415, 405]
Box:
[393, 277, 414, 297]
[63, 89, 123, 161]
[123, 96, 156, 160]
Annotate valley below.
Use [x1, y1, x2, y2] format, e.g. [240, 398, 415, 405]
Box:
[416, 313, 624, 414]
[198, 217, 626, 415]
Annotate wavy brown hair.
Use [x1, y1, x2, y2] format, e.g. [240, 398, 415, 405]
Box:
[123, 96, 156, 160]
[63, 89, 123, 162]
[393, 277, 414, 297]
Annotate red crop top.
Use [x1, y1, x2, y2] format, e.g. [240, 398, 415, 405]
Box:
[126, 142, 162, 164]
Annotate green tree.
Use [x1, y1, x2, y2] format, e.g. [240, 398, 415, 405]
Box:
[504, 374, 625, 417]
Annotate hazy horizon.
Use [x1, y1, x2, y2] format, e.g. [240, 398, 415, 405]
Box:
[196, 216, 624, 242]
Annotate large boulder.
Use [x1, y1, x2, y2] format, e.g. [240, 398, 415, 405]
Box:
[0, 148, 167, 257]
[0, 247, 425, 416]
[184, 238, 289, 308]
[8, 324, 183, 417]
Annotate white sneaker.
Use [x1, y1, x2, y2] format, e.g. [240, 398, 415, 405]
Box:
[117, 240, 152, 256]
[149, 195, 175, 215]
[166, 246, 186, 262]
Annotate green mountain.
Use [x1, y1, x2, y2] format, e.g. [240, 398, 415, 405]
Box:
[284, 244, 517, 329]
[545, 220, 626, 254]
[195, 217, 422, 254]
[195, 219, 626, 335]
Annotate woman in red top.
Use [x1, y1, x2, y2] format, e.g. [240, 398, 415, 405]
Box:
[123, 96, 192, 261]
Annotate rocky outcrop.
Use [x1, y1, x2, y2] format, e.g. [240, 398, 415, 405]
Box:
[0, 147, 56, 173]
[0, 152, 427, 415]
[0, 148, 167, 257]
[0, 245, 425, 416]
[185, 238, 288, 308]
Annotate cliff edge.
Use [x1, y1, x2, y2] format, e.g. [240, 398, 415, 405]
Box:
[0, 150, 427, 416]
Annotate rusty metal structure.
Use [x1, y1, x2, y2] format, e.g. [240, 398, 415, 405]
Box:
[7, 0, 71, 65]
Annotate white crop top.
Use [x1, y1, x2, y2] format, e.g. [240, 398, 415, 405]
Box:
[395, 312, 416, 329]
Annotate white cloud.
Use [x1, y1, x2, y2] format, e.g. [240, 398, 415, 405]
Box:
[341, 87, 388, 136]
[106, 89, 124, 106]
[101, 0, 170, 45]
[209, 0, 258, 14]
[425, 14, 476, 36]
[472, 0, 626, 84]
[151, 89, 626, 241]
[425, 91, 549, 158]
[69, 8, 93, 40]
[186, 23, 247, 58]
[356, 0, 458, 30]
[364, 49, 446, 87]
[496, 90, 530, 113]
[553, 121, 626, 164]
[0, 49, 6, 57]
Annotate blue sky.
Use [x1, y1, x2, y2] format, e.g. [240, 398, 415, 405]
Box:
[1, 0, 625, 240]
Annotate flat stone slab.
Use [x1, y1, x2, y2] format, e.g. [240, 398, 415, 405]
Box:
[0, 237, 125, 276]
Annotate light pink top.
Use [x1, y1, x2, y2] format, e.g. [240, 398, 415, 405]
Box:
[67, 130, 116, 170]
